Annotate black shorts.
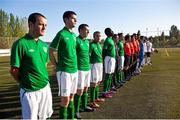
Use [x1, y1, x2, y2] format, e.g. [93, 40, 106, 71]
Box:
[146, 52, 151, 57]
[124, 55, 131, 66]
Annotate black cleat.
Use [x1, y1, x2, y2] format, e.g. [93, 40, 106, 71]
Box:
[84, 106, 94, 112]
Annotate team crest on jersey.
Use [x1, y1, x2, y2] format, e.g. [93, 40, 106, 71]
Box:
[65, 37, 69, 40]
[28, 49, 35, 52]
[43, 47, 47, 53]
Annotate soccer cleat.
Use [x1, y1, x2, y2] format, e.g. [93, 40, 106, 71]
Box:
[89, 102, 100, 108]
[75, 112, 82, 119]
[95, 98, 105, 102]
[84, 106, 94, 112]
[102, 93, 112, 98]
[111, 87, 117, 91]
[107, 90, 116, 94]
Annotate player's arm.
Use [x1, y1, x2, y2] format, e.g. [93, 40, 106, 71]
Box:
[10, 66, 20, 83]
[49, 47, 57, 67]
[102, 48, 107, 60]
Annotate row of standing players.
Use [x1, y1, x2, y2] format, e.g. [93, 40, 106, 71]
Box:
[10, 11, 153, 119]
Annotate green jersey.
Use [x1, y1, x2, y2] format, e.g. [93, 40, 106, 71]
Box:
[117, 41, 124, 56]
[90, 41, 102, 64]
[76, 36, 90, 71]
[10, 34, 49, 92]
[50, 27, 77, 73]
[103, 37, 116, 58]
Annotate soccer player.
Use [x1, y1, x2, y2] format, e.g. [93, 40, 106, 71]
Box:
[89, 31, 105, 108]
[74, 24, 94, 119]
[128, 35, 135, 78]
[117, 33, 125, 85]
[112, 34, 121, 90]
[102, 28, 116, 98]
[124, 34, 132, 81]
[131, 34, 138, 75]
[136, 36, 144, 73]
[146, 39, 153, 65]
[142, 37, 147, 66]
[10, 13, 53, 119]
[49, 11, 78, 119]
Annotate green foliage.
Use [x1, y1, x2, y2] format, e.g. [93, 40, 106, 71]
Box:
[0, 9, 28, 48]
[151, 25, 180, 47]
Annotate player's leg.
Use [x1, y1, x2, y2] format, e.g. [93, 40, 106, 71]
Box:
[20, 89, 38, 119]
[56, 71, 72, 119]
[90, 64, 101, 108]
[38, 83, 53, 119]
[74, 71, 84, 118]
[95, 63, 105, 103]
[81, 70, 94, 111]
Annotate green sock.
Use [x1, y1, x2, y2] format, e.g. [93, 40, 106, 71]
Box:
[81, 91, 88, 108]
[103, 74, 110, 92]
[122, 70, 125, 80]
[120, 70, 123, 81]
[107, 74, 112, 91]
[67, 100, 74, 119]
[90, 86, 95, 102]
[59, 106, 67, 119]
[74, 94, 81, 113]
[95, 86, 100, 99]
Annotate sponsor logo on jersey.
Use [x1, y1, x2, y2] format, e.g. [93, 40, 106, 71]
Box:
[29, 49, 35, 52]
[65, 37, 69, 40]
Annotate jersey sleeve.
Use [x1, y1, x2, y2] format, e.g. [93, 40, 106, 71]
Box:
[10, 40, 23, 68]
[50, 32, 61, 50]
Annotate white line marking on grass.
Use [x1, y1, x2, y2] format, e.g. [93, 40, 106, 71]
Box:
[165, 48, 170, 57]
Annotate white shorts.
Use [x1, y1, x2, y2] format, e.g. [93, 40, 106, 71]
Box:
[77, 70, 91, 89]
[91, 63, 103, 83]
[56, 71, 78, 96]
[118, 56, 125, 70]
[20, 83, 53, 119]
[104, 56, 116, 74]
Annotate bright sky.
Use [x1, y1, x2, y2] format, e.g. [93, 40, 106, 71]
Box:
[1, 0, 180, 42]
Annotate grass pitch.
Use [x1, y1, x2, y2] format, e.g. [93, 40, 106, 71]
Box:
[0, 48, 180, 119]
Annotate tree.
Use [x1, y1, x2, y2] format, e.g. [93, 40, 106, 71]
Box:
[169, 25, 179, 38]
[0, 9, 9, 37]
[0, 9, 28, 48]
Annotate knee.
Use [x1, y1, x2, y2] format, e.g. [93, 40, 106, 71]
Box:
[61, 96, 70, 107]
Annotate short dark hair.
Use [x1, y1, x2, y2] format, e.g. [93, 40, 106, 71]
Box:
[93, 31, 100, 37]
[104, 28, 113, 36]
[125, 34, 130, 41]
[78, 24, 89, 32]
[118, 33, 123, 37]
[28, 13, 46, 24]
[63, 11, 76, 22]
[113, 34, 118, 39]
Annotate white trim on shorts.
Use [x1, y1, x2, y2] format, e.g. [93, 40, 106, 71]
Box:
[104, 56, 116, 74]
[20, 83, 53, 119]
[77, 70, 91, 89]
[90, 63, 103, 84]
[56, 71, 78, 96]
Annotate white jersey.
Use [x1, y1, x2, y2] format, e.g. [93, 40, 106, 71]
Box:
[146, 41, 152, 52]
[143, 42, 147, 53]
